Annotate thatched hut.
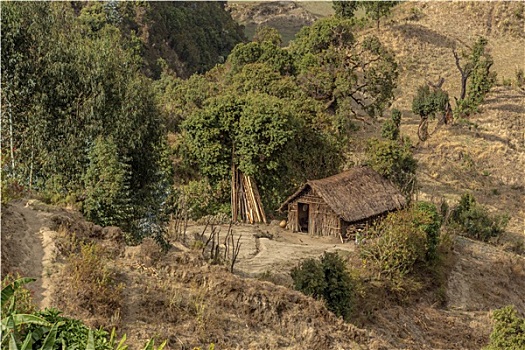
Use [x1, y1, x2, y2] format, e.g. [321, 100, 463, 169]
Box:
[278, 166, 406, 238]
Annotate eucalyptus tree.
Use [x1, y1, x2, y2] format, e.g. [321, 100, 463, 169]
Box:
[1, 2, 172, 240]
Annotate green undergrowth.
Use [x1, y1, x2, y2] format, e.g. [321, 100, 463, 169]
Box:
[1, 276, 166, 350]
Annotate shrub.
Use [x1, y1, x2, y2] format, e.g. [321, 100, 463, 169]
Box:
[366, 137, 417, 199]
[360, 210, 428, 280]
[450, 193, 509, 242]
[291, 252, 354, 320]
[484, 305, 525, 350]
[61, 243, 123, 321]
[413, 201, 442, 261]
[381, 109, 402, 141]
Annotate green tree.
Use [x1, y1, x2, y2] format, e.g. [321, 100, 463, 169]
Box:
[182, 92, 298, 211]
[332, 1, 359, 19]
[453, 37, 496, 116]
[366, 137, 417, 198]
[290, 18, 398, 118]
[360, 1, 399, 30]
[252, 25, 283, 46]
[412, 85, 450, 119]
[228, 41, 295, 75]
[291, 252, 354, 320]
[83, 137, 132, 228]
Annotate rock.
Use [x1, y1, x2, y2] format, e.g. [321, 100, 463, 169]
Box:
[279, 220, 287, 228]
[102, 226, 124, 241]
[91, 224, 103, 238]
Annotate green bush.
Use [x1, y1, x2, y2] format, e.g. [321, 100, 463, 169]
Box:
[381, 109, 402, 141]
[450, 193, 509, 242]
[413, 201, 442, 261]
[360, 210, 428, 280]
[291, 252, 354, 320]
[366, 137, 417, 198]
[484, 305, 525, 350]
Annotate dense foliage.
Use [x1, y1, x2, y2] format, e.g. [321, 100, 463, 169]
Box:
[484, 305, 525, 350]
[2, 3, 400, 225]
[291, 252, 354, 320]
[157, 16, 399, 215]
[450, 193, 509, 242]
[74, 1, 245, 79]
[412, 85, 450, 119]
[360, 202, 443, 280]
[1, 3, 172, 240]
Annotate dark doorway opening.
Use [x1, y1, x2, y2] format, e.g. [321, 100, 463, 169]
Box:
[298, 203, 309, 233]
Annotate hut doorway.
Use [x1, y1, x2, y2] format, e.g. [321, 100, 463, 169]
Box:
[298, 203, 309, 233]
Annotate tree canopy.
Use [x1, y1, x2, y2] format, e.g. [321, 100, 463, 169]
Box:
[1, 2, 172, 239]
[155, 16, 399, 214]
[2, 3, 401, 225]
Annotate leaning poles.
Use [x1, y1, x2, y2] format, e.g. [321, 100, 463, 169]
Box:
[231, 165, 267, 224]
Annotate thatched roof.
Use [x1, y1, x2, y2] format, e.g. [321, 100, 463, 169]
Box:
[279, 166, 406, 223]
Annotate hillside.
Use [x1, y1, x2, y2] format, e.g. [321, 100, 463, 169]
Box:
[2, 1, 525, 349]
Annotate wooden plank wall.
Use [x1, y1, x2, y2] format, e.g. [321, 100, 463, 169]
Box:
[287, 202, 299, 232]
[286, 186, 341, 237]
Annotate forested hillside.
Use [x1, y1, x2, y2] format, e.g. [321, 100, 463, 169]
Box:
[1, 2, 245, 242]
[2, 1, 524, 349]
[2, 2, 403, 233]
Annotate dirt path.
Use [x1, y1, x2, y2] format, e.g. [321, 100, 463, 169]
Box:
[182, 222, 356, 281]
[1, 200, 56, 309]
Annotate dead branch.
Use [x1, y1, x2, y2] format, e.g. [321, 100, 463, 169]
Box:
[230, 233, 242, 273]
[453, 50, 469, 101]
[427, 76, 445, 90]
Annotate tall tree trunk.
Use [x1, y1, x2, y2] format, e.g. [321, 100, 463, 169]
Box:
[8, 99, 15, 174]
[376, 5, 380, 31]
[29, 145, 34, 191]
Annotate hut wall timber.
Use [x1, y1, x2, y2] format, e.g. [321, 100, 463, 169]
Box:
[279, 166, 407, 238]
[286, 187, 342, 237]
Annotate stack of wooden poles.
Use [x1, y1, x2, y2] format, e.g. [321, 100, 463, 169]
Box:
[231, 164, 267, 224]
